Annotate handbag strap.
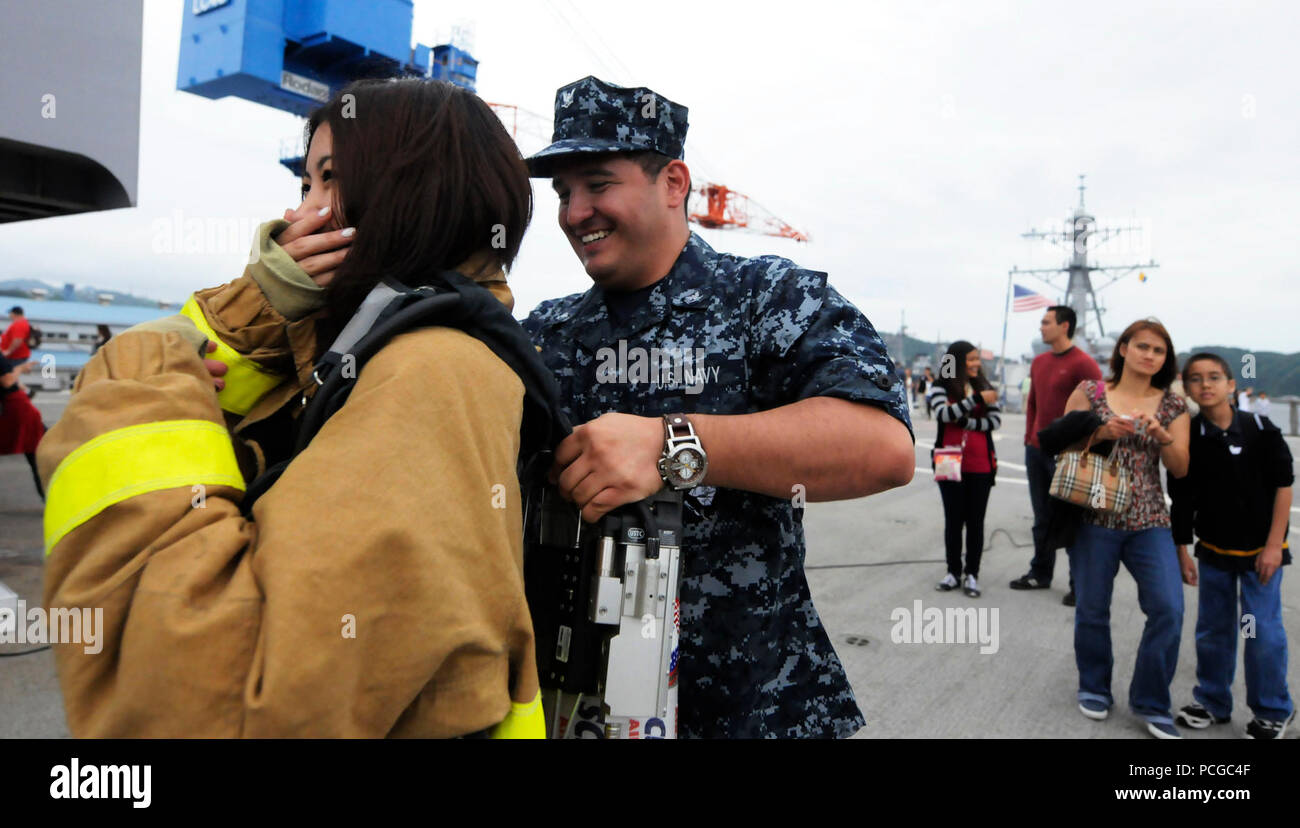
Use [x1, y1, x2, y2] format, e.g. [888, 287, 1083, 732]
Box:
[1079, 430, 1098, 455]
[1092, 382, 1132, 473]
[1079, 381, 1105, 458]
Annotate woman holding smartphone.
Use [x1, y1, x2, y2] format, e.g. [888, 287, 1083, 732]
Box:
[927, 341, 1001, 598]
[1062, 318, 1191, 738]
[39, 79, 544, 738]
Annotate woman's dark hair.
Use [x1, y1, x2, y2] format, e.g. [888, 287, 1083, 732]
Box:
[305, 78, 533, 320]
[939, 340, 991, 401]
[1107, 318, 1178, 389]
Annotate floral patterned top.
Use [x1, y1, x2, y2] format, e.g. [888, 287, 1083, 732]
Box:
[1080, 379, 1189, 531]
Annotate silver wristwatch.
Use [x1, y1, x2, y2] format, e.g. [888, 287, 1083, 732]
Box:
[657, 413, 708, 490]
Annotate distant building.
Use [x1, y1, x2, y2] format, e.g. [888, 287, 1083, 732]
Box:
[15, 298, 171, 390]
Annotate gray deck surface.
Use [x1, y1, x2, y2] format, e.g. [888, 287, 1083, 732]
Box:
[3, 393, 1295, 738]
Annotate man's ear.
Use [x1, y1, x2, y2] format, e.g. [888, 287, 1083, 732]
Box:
[662, 160, 692, 210]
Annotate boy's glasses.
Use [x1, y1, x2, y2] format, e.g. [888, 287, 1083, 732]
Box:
[1185, 374, 1227, 385]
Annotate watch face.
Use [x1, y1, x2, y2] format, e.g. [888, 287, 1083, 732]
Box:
[671, 448, 703, 483]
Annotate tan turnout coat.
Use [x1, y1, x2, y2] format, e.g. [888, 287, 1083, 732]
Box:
[39, 220, 541, 737]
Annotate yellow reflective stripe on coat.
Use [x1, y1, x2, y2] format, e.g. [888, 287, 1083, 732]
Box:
[44, 419, 245, 555]
[180, 297, 284, 416]
[488, 690, 546, 739]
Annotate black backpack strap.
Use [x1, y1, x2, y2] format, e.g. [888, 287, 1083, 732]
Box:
[295, 288, 463, 454]
[243, 458, 290, 510]
[241, 272, 571, 515]
[430, 271, 572, 459]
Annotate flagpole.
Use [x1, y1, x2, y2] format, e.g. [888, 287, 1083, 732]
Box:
[999, 270, 1013, 406]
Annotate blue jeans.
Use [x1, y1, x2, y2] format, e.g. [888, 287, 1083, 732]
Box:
[1025, 444, 1066, 584]
[1070, 522, 1184, 724]
[1193, 563, 1293, 722]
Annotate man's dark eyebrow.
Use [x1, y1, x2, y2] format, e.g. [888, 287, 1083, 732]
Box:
[314, 154, 332, 173]
[552, 166, 619, 193]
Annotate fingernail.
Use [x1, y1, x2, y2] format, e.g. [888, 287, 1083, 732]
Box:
[318, 206, 330, 217]
[340, 227, 355, 237]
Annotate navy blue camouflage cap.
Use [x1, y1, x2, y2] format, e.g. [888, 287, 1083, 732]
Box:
[525, 76, 688, 177]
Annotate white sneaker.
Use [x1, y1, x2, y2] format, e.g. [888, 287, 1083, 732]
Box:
[936, 574, 959, 591]
[963, 575, 981, 598]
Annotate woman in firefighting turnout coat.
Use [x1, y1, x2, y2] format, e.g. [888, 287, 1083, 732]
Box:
[38, 79, 544, 737]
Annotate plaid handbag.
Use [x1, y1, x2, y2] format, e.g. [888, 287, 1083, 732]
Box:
[1049, 431, 1132, 514]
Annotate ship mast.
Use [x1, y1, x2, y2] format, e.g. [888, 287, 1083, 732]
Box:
[1010, 175, 1157, 346]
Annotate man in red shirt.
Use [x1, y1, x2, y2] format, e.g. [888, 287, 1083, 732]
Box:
[1010, 306, 1101, 605]
[1, 306, 33, 366]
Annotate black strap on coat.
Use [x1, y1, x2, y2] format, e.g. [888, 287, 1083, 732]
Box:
[242, 271, 571, 513]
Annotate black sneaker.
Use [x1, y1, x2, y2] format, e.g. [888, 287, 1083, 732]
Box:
[1062, 589, 1076, 607]
[1009, 573, 1050, 590]
[1245, 710, 1295, 740]
[1176, 703, 1230, 729]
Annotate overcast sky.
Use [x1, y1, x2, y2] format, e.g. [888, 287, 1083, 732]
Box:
[3, 0, 1297, 358]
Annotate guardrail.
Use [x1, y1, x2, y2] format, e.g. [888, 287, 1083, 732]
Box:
[1274, 395, 1300, 437]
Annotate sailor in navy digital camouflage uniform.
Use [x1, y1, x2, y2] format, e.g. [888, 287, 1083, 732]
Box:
[522, 76, 916, 738]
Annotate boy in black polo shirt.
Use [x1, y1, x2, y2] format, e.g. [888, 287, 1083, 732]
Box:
[1169, 353, 1294, 739]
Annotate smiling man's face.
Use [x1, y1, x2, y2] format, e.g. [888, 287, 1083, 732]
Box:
[551, 154, 678, 292]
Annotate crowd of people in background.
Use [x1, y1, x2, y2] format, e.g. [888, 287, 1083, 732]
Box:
[917, 306, 1293, 740]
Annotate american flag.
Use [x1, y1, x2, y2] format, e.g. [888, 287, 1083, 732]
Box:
[1013, 284, 1054, 312]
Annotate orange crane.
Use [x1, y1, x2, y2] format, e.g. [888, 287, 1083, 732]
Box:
[688, 183, 809, 242]
[486, 102, 554, 146]
[488, 103, 810, 243]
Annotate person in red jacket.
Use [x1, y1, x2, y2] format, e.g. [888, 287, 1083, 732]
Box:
[1, 306, 33, 366]
[0, 353, 45, 498]
[1010, 305, 1101, 605]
